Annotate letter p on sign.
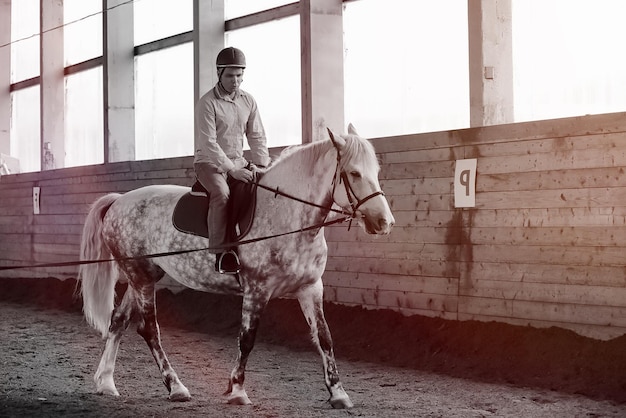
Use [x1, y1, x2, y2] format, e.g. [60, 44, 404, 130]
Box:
[454, 159, 477, 208]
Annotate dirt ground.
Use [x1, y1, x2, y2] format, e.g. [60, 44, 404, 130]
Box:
[1, 277, 626, 417]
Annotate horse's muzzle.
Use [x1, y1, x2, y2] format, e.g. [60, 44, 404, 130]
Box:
[362, 214, 394, 235]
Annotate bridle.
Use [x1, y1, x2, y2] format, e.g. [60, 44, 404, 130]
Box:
[330, 131, 385, 217]
[335, 163, 385, 216]
[255, 133, 385, 220]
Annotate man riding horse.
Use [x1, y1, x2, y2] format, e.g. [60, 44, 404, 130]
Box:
[192, 47, 271, 274]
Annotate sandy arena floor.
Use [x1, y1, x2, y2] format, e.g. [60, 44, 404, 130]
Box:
[1, 277, 625, 417]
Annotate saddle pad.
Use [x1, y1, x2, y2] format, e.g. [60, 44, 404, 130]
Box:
[172, 193, 210, 238]
[172, 179, 258, 242]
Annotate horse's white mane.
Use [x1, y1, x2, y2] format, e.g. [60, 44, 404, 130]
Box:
[270, 134, 379, 173]
[335, 134, 379, 172]
[275, 140, 329, 162]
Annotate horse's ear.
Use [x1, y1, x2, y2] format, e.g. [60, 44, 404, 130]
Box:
[347, 123, 359, 136]
[327, 127, 346, 149]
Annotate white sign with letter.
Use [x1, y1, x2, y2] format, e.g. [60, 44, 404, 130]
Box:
[454, 159, 477, 208]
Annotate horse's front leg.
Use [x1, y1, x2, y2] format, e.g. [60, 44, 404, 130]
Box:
[225, 290, 270, 405]
[297, 281, 353, 409]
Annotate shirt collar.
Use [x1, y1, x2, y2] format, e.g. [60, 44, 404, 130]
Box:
[215, 82, 243, 101]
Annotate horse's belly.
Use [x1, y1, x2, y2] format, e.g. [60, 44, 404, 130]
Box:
[159, 254, 244, 295]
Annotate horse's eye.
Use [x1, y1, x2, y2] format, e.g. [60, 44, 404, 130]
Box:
[350, 171, 361, 179]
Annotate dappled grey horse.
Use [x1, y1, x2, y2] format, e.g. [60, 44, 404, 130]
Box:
[78, 125, 394, 408]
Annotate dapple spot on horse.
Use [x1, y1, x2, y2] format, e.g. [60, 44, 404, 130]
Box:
[78, 124, 394, 408]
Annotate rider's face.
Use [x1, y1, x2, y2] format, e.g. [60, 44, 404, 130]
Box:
[219, 67, 244, 93]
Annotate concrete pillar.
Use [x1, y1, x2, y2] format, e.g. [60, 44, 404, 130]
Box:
[40, 0, 64, 169]
[0, 0, 10, 157]
[300, 0, 344, 142]
[104, 0, 135, 162]
[193, 0, 224, 103]
[468, 0, 513, 127]
[193, 0, 224, 151]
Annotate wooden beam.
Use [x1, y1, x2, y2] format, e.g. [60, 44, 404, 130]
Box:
[225, 2, 299, 31]
[134, 31, 193, 56]
[300, 0, 344, 142]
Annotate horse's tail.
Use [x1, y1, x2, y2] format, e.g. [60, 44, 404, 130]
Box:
[78, 193, 122, 338]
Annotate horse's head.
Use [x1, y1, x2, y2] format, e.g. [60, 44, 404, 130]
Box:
[328, 124, 395, 235]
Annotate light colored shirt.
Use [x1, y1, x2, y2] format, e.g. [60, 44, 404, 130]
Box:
[194, 84, 271, 173]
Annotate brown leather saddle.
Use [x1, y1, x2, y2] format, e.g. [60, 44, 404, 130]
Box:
[172, 177, 259, 243]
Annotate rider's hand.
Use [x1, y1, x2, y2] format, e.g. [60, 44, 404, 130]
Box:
[228, 168, 253, 183]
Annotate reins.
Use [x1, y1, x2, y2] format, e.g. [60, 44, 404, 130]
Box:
[253, 181, 350, 216]
[0, 215, 353, 272]
[0, 135, 383, 272]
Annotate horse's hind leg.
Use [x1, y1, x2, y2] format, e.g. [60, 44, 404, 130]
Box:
[297, 281, 353, 409]
[134, 283, 191, 402]
[94, 285, 137, 396]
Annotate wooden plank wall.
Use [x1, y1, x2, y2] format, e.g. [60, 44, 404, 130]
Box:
[0, 158, 196, 278]
[2, 112, 626, 340]
[323, 112, 626, 341]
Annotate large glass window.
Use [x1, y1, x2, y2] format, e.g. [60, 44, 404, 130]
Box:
[11, 0, 39, 83]
[134, 0, 193, 46]
[513, 0, 626, 122]
[65, 68, 104, 167]
[10, 87, 41, 173]
[226, 16, 301, 147]
[135, 44, 194, 160]
[64, 0, 102, 66]
[343, 0, 469, 138]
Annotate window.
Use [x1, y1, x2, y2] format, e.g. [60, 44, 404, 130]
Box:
[343, 0, 469, 137]
[513, 0, 626, 121]
[64, 0, 102, 66]
[135, 44, 194, 160]
[11, 0, 39, 83]
[65, 68, 104, 167]
[134, 0, 193, 46]
[226, 16, 301, 147]
[225, 0, 295, 19]
[10, 86, 41, 173]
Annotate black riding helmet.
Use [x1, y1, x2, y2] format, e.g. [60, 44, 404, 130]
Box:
[216, 47, 246, 68]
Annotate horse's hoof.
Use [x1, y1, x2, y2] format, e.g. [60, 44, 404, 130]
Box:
[96, 387, 120, 397]
[169, 392, 192, 402]
[226, 384, 252, 405]
[329, 394, 354, 409]
[95, 375, 120, 397]
[227, 394, 252, 405]
[169, 383, 192, 402]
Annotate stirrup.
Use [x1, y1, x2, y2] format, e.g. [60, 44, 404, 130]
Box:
[217, 250, 241, 274]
